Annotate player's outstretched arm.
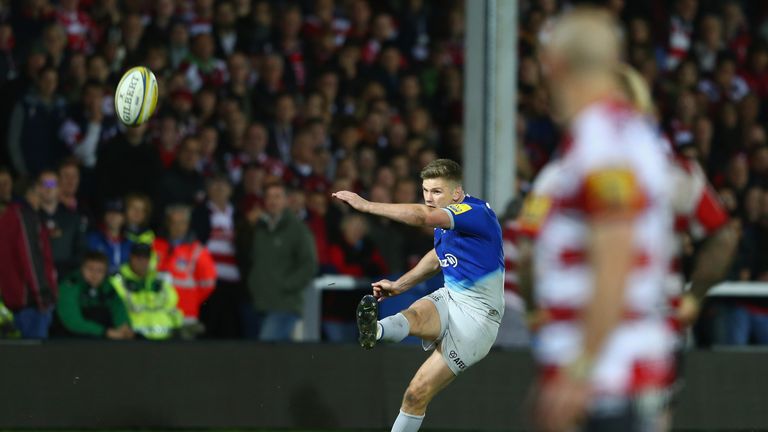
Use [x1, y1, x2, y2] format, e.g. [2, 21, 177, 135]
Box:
[372, 249, 440, 301]
[332, 191, 451, 229]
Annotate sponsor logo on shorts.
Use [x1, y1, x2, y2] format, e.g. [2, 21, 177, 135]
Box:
[449, 350, 466, 370]
[429, 293, 441, 302]
[439, 253, 458, 268]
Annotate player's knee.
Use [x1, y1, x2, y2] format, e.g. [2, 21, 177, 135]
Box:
[403, 378, 432, 409]
[402, 308, 421, 328]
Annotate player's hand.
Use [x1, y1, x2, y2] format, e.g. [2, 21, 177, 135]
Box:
[332, 191, 371, 213]
[371, 279, 402, 301]
[677, 293, 700, 327]
[532, 374, 590, 432]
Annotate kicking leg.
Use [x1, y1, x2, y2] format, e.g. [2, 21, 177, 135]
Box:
[358, 296, 443, 349]
[392, 347, 456, 431]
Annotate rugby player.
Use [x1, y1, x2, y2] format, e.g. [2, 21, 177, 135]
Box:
[526, 8, 676, 431]
[332, 158, 504, 432]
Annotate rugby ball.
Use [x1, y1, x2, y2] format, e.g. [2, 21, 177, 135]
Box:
[114, 66, 159, 126]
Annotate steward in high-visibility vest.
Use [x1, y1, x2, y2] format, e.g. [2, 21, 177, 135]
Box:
[154, 205, 217, 322]
[111, 243, 182, 340]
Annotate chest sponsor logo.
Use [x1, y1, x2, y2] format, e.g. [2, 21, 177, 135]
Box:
[439, 253, 458, 268]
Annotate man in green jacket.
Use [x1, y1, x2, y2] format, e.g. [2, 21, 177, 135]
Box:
[55, 251, 134, 339]
[111, 243, 183, 340]
[243, 182, 317, 341]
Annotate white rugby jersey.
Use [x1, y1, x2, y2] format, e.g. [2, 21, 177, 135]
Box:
[664, 155, 729, 332]
[520, 100, 676, 396]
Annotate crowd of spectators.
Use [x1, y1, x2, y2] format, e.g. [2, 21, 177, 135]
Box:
[0, 0, 459, 341]
[2, 0, 768, 345]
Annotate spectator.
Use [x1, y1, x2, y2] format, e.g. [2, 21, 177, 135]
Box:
[235, 162, 266, 215]
[328, 213, 388, 277]
[154, 205, 216, 325]
[111, 243, 183, 340]
[120, 13, 147, 68]
[213, 1, 239, 59]
[0, 178, 58, 339]
[87, 199, 131, 274]
[251, 53, 285, 120]
[145, 0, 177, 43]
[169, 22, 191, 70]
[180, 32, 227, 93]
[268, 93, 298, 163]
[284, 129, 319, 190]
[59, 81, 117, 171]
[226, 122, 285, 184]
[53, 251, 133, 339]
[55, 0, 94, 53]
[0, 167, 14, 215]
[57, 158, 84, 213]
[698, 55, 750, 104]
[192, 175, 243, 337]
[124, 193, 155, 248]
[693, 15, 726, 74]
[236, 0, 272, 55]
[223, 52, 254, 119]
[37, 170, 87, 279]
[155, 136, 206, 217]
[241, 182, 317, 341]
[742, 43, 768, 98]
[365, 184, 407, 274]
[306, 190, 332, 271]
[95, 123, 163, 204]
[8, 65, 68, 178]
[665, 0, 698, 71]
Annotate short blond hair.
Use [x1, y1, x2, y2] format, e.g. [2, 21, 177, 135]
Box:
[542, 7, 621, 74]
[420, 159, 462, 183]
[615, 63, 654, 115]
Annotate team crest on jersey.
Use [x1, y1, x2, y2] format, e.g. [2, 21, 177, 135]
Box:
[447, 203, 472, 215]
[584, 168, 643, 213]
[519, 194, 552, 233]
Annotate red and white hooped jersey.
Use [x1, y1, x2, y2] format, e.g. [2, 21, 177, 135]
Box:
[665, 156, 729, 332]
[521, 100, 676, 396]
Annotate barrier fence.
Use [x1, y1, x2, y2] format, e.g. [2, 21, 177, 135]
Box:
[0, 341, 767, 430]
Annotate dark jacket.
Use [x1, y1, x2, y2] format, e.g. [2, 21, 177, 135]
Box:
[7, 93, 68, 177]
[155, 162, 206, 217]
[0, 202, 58, 310]
[95, 134, 164, 205]
[246, 210, 318, 314]
[55, 270, 130, 337]
[40, 204, 87, 278]
[190, 201, 214, 244]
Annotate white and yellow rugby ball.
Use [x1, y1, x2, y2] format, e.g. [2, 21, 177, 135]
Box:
[114, 66, 158, 126]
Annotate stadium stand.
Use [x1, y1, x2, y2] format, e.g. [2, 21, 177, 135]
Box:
[1, 0, 768, 345]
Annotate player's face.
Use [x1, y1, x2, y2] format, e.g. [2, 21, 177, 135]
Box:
[422, 178, 460, 208]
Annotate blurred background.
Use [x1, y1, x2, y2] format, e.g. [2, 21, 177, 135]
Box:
[1, 0, 768, 430]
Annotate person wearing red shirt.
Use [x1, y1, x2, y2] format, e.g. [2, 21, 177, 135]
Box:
[329, 213, 388, 277]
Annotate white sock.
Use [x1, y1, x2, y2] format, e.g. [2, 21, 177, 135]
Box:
[391, 409, 425, 432]
[378, 313, 410, 343]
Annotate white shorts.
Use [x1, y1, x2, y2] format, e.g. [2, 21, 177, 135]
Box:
[421, 287, 500, 375]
